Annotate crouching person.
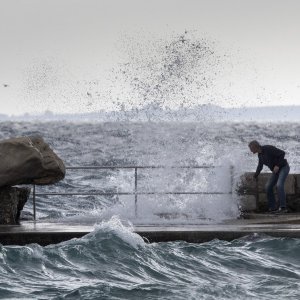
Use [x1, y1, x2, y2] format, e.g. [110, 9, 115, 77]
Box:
[248, 140, 290, 213]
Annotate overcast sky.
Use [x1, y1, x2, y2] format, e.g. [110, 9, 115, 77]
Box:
[0, 0, 300, 115]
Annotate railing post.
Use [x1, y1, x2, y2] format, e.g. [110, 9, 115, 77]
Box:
[134, 167, 138, 218]
[230, 165, 234, 195]
[33, 184, 36, 221]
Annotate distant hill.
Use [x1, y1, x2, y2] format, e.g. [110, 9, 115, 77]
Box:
[1, 105, 300, 122]
[225, 106, 300, 122]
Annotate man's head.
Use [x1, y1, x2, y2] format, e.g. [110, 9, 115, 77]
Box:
[248, 140, 261, 154]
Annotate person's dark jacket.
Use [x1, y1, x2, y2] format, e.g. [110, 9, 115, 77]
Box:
[254, 145, 287, 178]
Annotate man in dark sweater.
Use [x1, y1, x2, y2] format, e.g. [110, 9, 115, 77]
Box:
[248, 140, 290, 213]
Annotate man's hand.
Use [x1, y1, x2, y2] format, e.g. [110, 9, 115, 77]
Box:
[273, 166, 279, 174]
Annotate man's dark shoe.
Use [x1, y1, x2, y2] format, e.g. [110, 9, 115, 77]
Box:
[276, 207, 288, 214]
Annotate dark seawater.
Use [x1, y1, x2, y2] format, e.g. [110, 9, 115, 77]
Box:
[0, 121, 300, 299]
[1, 221, 300, 300]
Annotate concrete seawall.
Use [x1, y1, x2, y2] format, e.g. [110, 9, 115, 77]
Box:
[238, 172, 300, 212]
[1, 218, 300, 246]
[1, 171, 300, 246]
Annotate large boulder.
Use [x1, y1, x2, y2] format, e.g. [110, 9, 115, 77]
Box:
[0, 136, 65, 187]
[0, 187, 30, 224]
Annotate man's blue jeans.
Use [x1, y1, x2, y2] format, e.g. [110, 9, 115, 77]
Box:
[265, 164, 290, 210]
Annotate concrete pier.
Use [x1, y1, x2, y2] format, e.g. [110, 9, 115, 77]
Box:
[1, 214, 300, 246]
[137, 223, 300, 243]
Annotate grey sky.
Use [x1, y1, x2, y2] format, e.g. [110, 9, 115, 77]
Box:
[1, 0, 300, 115]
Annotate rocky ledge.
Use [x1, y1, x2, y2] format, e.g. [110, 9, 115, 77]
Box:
[0, 187, 31, 224]
[0, 136, 65, 224]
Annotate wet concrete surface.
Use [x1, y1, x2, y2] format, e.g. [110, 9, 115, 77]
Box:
[1, 213, 300, 245]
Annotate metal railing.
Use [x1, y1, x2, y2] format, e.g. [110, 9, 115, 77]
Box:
[32, 165, 234, 220]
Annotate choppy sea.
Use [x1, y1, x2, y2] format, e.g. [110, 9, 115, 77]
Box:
[0, 121, 300, 299]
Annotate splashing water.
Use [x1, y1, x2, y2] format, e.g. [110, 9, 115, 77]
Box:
[3, 121, 296, 225]
[78, 31, 230, 121]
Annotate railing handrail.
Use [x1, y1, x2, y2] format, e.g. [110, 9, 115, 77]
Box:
[65, 165, 217, 170]
[35, 192, 228, 196]
[32, 165, 234, 220]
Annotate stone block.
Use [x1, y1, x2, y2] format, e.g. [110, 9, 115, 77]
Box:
[238, 172, 295, 195]
[257, 193, 268, 212]
[259, 174, 295, 194]
[238, 195, 256, 212]
[295, 175, 300, 194]
[236, 172, 257, 195]
[257, 173, 270, 193]
[286, 195, 300, 212]
[237, 171, 298, 212]
[0, 187, 30, 224]
[284, 175, 295, 194]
